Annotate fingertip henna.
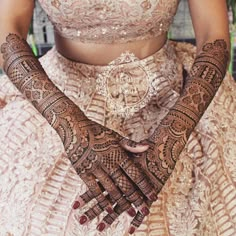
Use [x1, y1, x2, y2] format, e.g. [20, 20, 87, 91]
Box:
[79, 215, 88, 225]
[127, 207, 136, 217]
[106, 206, 114, 214]
[129, 226, 136, 235]
[72, 201, 80, 210]
[150, 193, 158, 201]
[97, 222, 106, 232]
[140, 207, 150, 216]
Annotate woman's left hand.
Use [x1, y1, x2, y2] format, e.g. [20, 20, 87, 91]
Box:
[73, 114, 189, 234]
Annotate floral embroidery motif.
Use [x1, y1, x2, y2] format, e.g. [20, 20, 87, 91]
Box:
[38, 0, 180, 43]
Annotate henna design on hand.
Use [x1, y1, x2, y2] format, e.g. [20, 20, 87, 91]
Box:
[51, 39, 229, 234]
[1, 34, 158, 230]
[82, 40, 229, 234]
[136, 39, 229, 208]
[119, 39, 229, 233]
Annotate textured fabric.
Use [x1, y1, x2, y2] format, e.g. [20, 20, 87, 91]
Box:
[37, 0, 180, 43]
[1, 40, 236, 236]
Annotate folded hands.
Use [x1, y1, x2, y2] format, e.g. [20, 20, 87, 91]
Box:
[1, 34, 229, 234]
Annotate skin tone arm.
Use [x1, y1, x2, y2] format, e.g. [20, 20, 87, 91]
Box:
[79, 0, 230, 234]
[0, 0, 34, 66]
[0, 0, 163, 230]
[188, 0, 230, 51]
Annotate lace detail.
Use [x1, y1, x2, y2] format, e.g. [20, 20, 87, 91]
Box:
[38, 0, 180, 43]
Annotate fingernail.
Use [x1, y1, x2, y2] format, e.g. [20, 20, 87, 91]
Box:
[127, 208, 136, 217]
[97, 222, 106, 232]
[150, 193, 158, 201]
[129, 226, 136, 234]
[141, 207, 150, 216]
[106, 207, 113, 214]
[79, 215, 88, 225]
[72, 201, 80, 209]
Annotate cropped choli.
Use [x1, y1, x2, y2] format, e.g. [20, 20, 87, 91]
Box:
[38, 0, 180, 43]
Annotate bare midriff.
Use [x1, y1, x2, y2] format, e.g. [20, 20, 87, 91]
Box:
[55, 32, 167, 65]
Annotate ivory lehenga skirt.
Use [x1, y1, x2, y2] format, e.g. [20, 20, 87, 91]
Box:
[0, 41, 236, 236]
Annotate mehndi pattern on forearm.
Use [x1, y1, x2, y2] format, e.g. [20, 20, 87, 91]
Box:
[1, 35, 59, 107]
[145, 39, 229, 191]
[1, 34, 86, 156]
[1, 34, 119, 167]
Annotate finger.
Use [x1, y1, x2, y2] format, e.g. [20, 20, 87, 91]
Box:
[93, 166, 131, 211]
[78, 202, 105, 225]
[72, 189, 94, 209]
[74, 173, 112, 213]
[96, 211, 119, 232]
[98, 201, 152, 233]
[73, 180, 118, 210]
[73, 181, 106, 209]
[120, 138, 149, 153]
[78, 196, 136, 227]
[120, 159, 158, 202]
[128, 211, 145, 234]
[128, 200, 153, 234]
[95, 176, 153, 233]
[111, 168, 150, 215]
[96, 201, 136, 232]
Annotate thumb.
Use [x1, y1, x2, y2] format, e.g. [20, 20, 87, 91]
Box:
[120, 138, 149, 153]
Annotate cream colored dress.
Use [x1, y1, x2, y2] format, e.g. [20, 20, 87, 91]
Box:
[0, 0, 236, 235]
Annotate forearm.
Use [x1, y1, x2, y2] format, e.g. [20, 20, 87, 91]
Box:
[149, 0, 231, 182]
[148, 39, 229, 186]
[157, 39, 229, 138]
[1, 34, 88, 153]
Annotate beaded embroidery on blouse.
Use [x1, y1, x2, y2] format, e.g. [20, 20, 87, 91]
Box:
[38, 0, 180, 43]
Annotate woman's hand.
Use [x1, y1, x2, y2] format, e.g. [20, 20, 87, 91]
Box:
[46, 96, 157, 215]
[75, 108, 193, 234]
[76, 118, 185, 234]
[1, 33, 159, 231]
[76, 39, 230, 234]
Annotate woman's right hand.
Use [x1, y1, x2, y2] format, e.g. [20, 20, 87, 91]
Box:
[1, 33, 157, 232]
[44, 96, 158, 223]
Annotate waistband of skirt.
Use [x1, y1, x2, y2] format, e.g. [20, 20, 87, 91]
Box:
[53, 40, 174, 70]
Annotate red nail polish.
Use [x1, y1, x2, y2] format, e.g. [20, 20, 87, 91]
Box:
[127, 208, 136, 217]
[141, 207, 150, 216]
[106, 207, 113, 214]
[79, 215, 88, 225]
[97, 222, 106, 232]
[150, 193, 158, 201]
[72, 201, 80, 209]
[129, 226, 136, 234]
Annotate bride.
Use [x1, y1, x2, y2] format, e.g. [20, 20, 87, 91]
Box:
[0, 0, 235, 235]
